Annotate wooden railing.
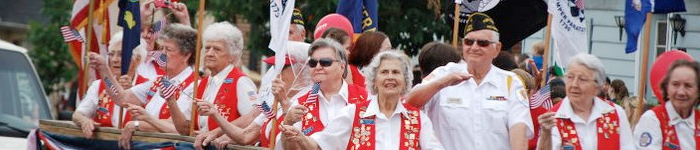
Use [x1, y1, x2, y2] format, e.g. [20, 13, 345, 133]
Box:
[39, 120, 266, 150]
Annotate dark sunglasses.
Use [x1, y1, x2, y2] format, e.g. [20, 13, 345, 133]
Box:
[463, 38, 496, 47]
[308, 58, 339, 68]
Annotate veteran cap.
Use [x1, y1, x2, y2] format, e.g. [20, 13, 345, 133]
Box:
[292, 8, 304, 26]
[464, 12, 499, 35]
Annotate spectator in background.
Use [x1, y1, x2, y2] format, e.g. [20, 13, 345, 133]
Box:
[321, 27, 352, 52]
[531, 41, 544, 70]
[493, 51, 518, 71]
[598, 77, 611, 100]
[514, 53, 530, 67]
[348, 31, 392, 87]
[417, 42, 462, 79]
[512, 69, 537, 96]
[549, 78, 566, 104]
[620, 96, 641, 128]
[608, 79, 629, 104]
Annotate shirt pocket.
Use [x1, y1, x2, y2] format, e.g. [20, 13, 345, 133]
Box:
[482, 100, 509, 134]
[438, 96, 470, 130]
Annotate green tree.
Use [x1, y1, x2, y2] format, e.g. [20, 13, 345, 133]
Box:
[27, 0, 76, 93]
[185, 0, 451, 57]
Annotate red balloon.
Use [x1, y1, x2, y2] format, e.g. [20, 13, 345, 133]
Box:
[313, 14, 354, 40]
[649, 50, 694, 103]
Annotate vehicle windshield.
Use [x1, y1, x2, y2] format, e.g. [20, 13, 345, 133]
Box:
[0, 49, 51, 127]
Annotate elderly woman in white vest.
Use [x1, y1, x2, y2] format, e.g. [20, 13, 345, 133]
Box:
[279, 50, 444, 150]
[537, 54, 634, 150]
[634, 59, 700, 150]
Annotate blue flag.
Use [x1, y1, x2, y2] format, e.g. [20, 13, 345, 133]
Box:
[624, 0, 685, 53]
[117, 0, 141, 75]
[336, 0, 378, 34]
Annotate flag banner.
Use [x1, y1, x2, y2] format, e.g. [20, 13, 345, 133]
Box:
[262, 0, 295, 107]
[625, 0, 685, 53]
[33, 130, 177, 150]
[336, 0, 379, 34]
[444, 0, 546, 50]
[118, 0, 141, 75]
[548, 0, 587, 67]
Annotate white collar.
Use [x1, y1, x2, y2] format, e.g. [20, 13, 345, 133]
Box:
[210, 65, 234, 82]
[464, 64, 500, 87]
[555, 97, 616, 124]
[665, 101, 696, 126]
[317, 81, 350, 104]
[168, 67, 193, 83]
[360, 96, 409, 119]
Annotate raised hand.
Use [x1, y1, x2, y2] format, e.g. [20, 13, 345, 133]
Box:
[196, 100, 218, 117]
[538, 112, 557, 133]
[271, 78, 288, 105]
[167, 2, 190, 26]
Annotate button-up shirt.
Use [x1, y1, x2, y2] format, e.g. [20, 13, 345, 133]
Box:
[310, 96, 444, 150]
[546, 97, 634, 150]
[76, 80, 126, 126]
[420, 62, 534, 150]
[634, 101, 696, 150]
[131, 67, 194, 120]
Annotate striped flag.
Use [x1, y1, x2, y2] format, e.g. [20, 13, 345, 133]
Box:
[159, 78, 178, 99]
[149, 51, 167, 67]
[152, 17, 167, 40]
[305, 82, 321, 104]
[60, 26, 84, 42]
[255, 101, 275, 119]
[104, 78, 119, 95]
[530, 84, 552, 110]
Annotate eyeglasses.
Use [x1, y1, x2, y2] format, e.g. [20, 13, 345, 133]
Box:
[308, 58, 339, 68]
[463, 38, 496, 47]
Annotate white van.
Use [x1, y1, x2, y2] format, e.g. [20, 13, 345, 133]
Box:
[0, 40, 53, 149]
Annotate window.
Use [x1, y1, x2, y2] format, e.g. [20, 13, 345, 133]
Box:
[655, 21, 667, 56]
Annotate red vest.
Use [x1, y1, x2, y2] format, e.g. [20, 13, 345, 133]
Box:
[259, 115, 285, 147]
[135, 62, 166, 85]
[297, 83, 368, 136]
[346, 100, 422, 150]
[121, 73, 194, 127]
[551, 101, 620, 150]
[193, 67, 245, 131]
[349, 65, 365, 87]
[94, 81, 116, 127]
[650, 104, 700, 150]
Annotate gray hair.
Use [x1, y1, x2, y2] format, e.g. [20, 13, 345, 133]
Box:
[108, 31, 123, 51]
[159, 23, 197, 65]
[491, 30, 500, 42]
[568, 53, 607, 87]
[202, 21, 244, 63]
[292, 24, 305, 34]
[363, 50, 413, 95]
[308, 38, 348, 78]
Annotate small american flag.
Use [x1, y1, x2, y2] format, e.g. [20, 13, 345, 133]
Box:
[255, 101, 274, 119]
[159, 78, 178, 99]
[152, 17, 167, 40]
[530, 84, 552, 110]
[60, 26, 83, 42]
[149, 51, 167, 67]
[305, 82, 321, 104]
[104, 79, 119, 95]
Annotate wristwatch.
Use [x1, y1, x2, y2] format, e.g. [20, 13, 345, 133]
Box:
[134, 121, 140, 131]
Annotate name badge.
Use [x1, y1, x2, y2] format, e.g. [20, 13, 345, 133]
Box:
[487, 96, 507, 101]
[447, 97, 462, 104]
[360, 119, 375, 125]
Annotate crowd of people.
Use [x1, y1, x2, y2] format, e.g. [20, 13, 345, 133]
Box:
[69, 1, 700, 150]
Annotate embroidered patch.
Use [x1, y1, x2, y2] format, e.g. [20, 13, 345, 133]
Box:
[562, 143, 575, 150]
[639, 132, 652, 147]
[487, 96, 507, 101]
[302, 127, 314, 135]
[224, 78, 234, 84]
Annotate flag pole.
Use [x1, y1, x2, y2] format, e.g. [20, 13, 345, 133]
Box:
[633, 13, 653, 124]
[82, 0, 96, 98]
[540, 14, 553, 88]
[268, 80, 281, 149]
[189, 0, 206, 137]
[451, 0, 461, 47]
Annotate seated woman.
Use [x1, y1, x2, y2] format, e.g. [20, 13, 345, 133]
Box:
[279, 50, 444, 149]
[634, 59, 700, 150]
[537, 54, 634, 150]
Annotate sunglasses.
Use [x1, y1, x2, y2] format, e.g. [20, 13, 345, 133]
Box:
[463, 38, 496, 47]
[308, 58, 339, 68]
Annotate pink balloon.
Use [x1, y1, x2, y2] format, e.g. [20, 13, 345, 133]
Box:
[313, 14, 354, 40]
[649, 50, 694, 103]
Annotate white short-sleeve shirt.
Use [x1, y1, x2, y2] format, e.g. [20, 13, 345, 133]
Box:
[75, 80, 126, 126]
[133, 60, 160, 85]
[130, 67, 194, 120]
[274, 81, 351, 150]
[634, 101, 696, 150]
[310, 98, 444, 150]
[420, 62, 534, 150]
[545, 97, 635, 150]
[196, 65, 258, 131]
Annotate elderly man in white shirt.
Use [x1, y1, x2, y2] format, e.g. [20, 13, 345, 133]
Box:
[405, 13, 533, 150]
